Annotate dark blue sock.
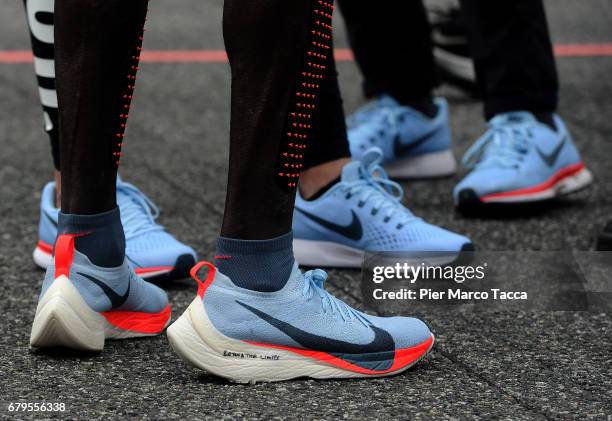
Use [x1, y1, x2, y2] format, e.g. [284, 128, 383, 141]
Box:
[58, 207, 125, 267]
[214, 232, 295, 292]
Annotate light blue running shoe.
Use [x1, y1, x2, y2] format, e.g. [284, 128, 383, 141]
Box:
[292, 148, 472, 268]
[33, 178, 196, 280]
[453, 112, 593, 209]
[167, 261, 434, 382]
[347, 95, 456, 179]
[30, 233, 171, 351]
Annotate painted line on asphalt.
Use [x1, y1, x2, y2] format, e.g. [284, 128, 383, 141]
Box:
[1, 44, 612, 63]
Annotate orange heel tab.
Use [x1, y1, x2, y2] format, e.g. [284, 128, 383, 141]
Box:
[54, 234, 76, 279]
[190, 261, 217, 298]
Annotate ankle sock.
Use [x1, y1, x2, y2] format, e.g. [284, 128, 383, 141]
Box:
[533, 112, 557, 131]
[401, 97, 438, 119]
[57, 207, 125, 267]
[214, 231, 295, 292]
[305, 176, 341, 201]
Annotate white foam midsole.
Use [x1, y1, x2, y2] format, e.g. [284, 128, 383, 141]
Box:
[385, 149, 457, 179]
[167, 297, 432, 383]
[30, 275, 106, 351]
[293, 239, 463, 268]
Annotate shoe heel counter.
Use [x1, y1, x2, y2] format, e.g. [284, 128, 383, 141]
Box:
[292, 209, 311, 239]
[38, 211, 57, 250]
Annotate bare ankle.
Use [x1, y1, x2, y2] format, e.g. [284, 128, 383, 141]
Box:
[299, 158, 350, 199]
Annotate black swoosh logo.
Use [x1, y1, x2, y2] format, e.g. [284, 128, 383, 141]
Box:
[536, 136, 566, 167]
[295, 208, 362, 241]
[77, 272, 130, 309]
[393, 133, 432, 157]
[44, 212, 58, 228]
[236, 301, 395, 355]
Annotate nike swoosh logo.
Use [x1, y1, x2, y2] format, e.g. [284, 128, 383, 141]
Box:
[393, 133, 432, 157]
[295, 208, 362, 241]
[44, 212, 58, 228]
[536, 136, 567, 167]
[77, 272, 130, 309]
[236, 301, 395, 355]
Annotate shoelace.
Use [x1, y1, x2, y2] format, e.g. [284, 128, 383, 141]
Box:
[462, 122, 532, 170]
[116, 182, 165, 240]
[345, 150, 418, 227]
[302, 269, 370, 326]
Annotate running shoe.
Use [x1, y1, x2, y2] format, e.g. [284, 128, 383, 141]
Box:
[347, 96, 456, 179]
[428, 1, 477, 89]
[33, 178, 197, 280]
[597, 220, 612, 251]
[453, 112, 593, 209]
[293, 148, 472, 268]
[167, 262, 434, 383]
[30, 233, 171, 351]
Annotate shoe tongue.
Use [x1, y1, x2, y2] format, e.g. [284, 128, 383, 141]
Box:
[490, 111, 537, 126]
[341, 161, 363, 183]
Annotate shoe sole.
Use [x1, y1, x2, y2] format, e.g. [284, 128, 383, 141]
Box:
[167, 296, 434, 383]
[33, 243, 194, 281]
[457, 163, 593, 209]
[293, 239, 468, 268]
[386, 149, 457, 179]
[30, 275, 171, 351]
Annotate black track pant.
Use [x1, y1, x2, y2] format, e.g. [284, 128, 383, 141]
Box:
[52, 0, 349, 239]
[337, 0, 559, 120]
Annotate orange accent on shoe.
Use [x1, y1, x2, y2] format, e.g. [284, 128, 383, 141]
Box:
[190, 261, 217, 298]
[101, 304, 171, 334]
[244, 335, 434, 375]
[481, 162, 585, 201]
[37, 240, 54, 255]
[54, 234, 76, 279]
[135, 266, 174, 275]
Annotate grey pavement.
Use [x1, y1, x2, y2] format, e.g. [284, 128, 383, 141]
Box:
[0, 0, 611, 419]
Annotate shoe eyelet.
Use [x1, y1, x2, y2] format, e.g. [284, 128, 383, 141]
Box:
[371, 208, 379, 215]
[358, 201, 365, 207]
[345, 193, 352, 200]
[383, 216, 390, 223]
[396, 224, 404, 230]
[369, 137, 376, 144]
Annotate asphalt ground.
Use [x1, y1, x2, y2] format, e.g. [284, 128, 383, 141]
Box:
[1, 0, 611, 419]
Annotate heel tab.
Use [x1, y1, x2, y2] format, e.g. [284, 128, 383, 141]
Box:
[54, 234, 76, 278]
[190, 261, 216, 298]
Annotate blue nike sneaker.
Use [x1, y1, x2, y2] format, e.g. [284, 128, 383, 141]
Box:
[454, 112, 593, 209]
[347, 95, 456, 179]
[33, 178, 196, 280]
[292, 148, 472, 268]
[167, 262, 434, 382]
[30, 229, 171, 351]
